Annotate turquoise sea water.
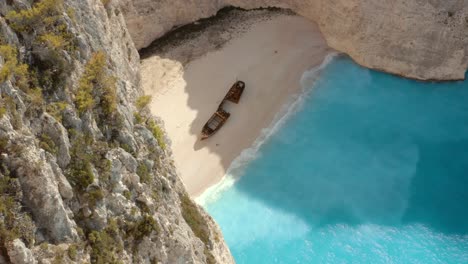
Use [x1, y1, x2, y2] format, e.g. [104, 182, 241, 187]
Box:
[201, 56, 468, 263]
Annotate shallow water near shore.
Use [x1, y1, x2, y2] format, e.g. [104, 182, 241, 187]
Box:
[201, 56, 468, 263]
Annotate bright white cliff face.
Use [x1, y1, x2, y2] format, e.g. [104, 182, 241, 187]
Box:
[121, 0, 468, 80]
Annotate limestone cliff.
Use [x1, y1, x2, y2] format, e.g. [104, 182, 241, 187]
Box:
[121, 0, 468, 80]
[0, 0, 232, 263]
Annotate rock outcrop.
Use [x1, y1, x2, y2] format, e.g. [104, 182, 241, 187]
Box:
[121, 0, 468, 80]
[0, 0, 232, 263]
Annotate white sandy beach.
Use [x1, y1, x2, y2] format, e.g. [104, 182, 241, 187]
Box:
[141, 13, 331, 196]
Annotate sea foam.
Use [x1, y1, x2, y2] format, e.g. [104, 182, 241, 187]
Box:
[202, 55, 468, 263]
[196, 52, 339, 205]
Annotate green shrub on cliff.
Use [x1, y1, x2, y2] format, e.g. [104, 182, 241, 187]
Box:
[67, 244, 78, 261]
[0, 45, 18, 83]
[0, 45, 45, 112]
[179, 193, 216, 263]
[136, 95, 152, 111]
[136, 161, 151, 183]
[133, 112, 145, 124]
[39, 134, 58, 155]
[88, 218, 124, 264]
[6, 0, 77, 94]
[147, 119, 166, 150]
[0, 176, 36, 250]
[46, 101, 68, 122]
[0, 107, 6, 119]
[75, 51, 117, 117]
[180, 194, 209, 245]
[6, 0, 63, 33]
[87, 187, 104, 207]
[67, 134, 95, 191]
[37, 33, 69, 50]
[127, 214, 160, 242]
[0, 45, 29, 89]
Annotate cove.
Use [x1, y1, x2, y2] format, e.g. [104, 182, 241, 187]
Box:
[201, 56, 468, 263]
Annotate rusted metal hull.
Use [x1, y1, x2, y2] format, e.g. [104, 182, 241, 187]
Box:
[201, 81, 246, 140]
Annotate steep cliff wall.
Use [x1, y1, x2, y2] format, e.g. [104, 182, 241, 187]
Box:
[0, 0, 232, 263]
[122, 0, 468, 80]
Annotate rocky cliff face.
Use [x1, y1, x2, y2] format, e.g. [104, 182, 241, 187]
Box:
[121, 0, 468, 80]
[0, 0, 232, 263]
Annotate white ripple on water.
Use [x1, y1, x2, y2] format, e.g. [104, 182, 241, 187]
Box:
[196, 52, 340, 206]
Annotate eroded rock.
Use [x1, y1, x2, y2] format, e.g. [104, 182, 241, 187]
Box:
[121, 0, 468, 80]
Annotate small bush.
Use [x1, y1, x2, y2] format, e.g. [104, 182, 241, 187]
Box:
[120, 143, 135, 157]
[67, 136, 95, 191]
[0, 45, 29, 90]
[133, 112, 145, 124]
[28, 87, 44, 109]
[147, 120, 166, 150]
[46, 101, 68, 122]
[40, 242, 49, 251]
[0, 138, 7, 154]
[0, 107, 6, 118]
[87, 188, 104, 207]
[135, 95, 151, 111]
[52, 253, 65, 264]
[0, 45, 43, 111]
[101, 75, 117, 117]
[66, 7, 76, 23]
[75, 79, 95, 114]
[39, 134, 57, 155]
[0, 177, 36, 249]
[180, 194, 209, 245]
[101, 0, 112, 6]
[68, 244, 78, 261]
[0, 45, 18, 83]
[123, 190, 131, 200]
[88, 223, 123, 264]
[75, 52, 107, 113]
[75, 51, 117, 117]
[6, 0, 77, 95]
[37, 33, 68, 50]
[128, 214, 159, 242]
[136, 161, 150, 184]
[69, 160, 94, 191]
[6, 0, 63, 33]
[179, 193, 216, 262]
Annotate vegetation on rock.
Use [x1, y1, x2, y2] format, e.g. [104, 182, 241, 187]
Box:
[0, 176, 36, 255]
[147, 119, 166, 150]
[180, 193, 216, 263]
[46, 101, 68, 122]
[0, 45, 30, 90]
[67, 133, 95, 191]
[88, 219, 124, 264]
[127, 214, 160, 242]
[6, 0, 64, 33]
[39, 133, 58, 155]
[0, 0, 226, 262]
[136, 95, 152, 111]
[0, 106, 6, 119]
[136, 161, 151, 183]
[75, 51, 118, 121]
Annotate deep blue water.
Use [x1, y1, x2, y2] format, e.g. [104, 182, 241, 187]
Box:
[202, 56, 468, 263]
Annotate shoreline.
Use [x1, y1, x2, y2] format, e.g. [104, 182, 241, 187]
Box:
[140, 10, 332, 196]
[197, 52, 339, 204]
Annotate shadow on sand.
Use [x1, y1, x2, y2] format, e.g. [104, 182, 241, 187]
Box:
[141, 7, 468, 238]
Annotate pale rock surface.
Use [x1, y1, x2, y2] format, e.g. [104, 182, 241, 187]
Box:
[10, 140, 78, 242]
[7, 239, 37, 264]
[0, 0, 233, 263]
[122, 0, 468, 80]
